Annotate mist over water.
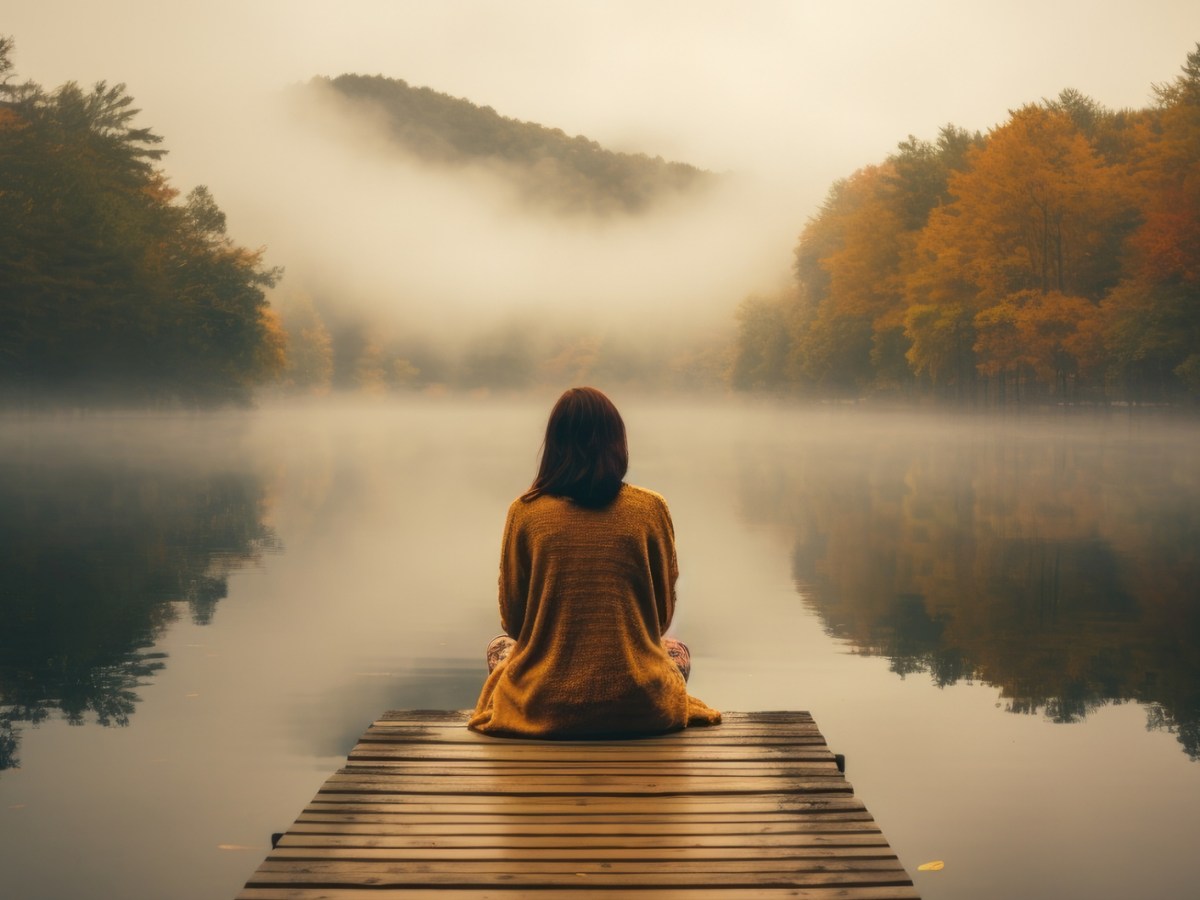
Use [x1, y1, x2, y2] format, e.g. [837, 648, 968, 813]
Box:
[1, 398, 1198, 899]
[213, 83, 796, 349]
[6, 2, 1196, 396]
[4, 5, 1200, 897]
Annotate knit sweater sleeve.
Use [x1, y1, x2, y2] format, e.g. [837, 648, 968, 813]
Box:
[497, 501, 528, 638]
[651, 494, 679, 632]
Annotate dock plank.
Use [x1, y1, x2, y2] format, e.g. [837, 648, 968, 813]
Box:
[239, 711, 917, 899]
[239, 891, 920, 900]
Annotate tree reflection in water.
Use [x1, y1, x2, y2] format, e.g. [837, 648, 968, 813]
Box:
[0, 443, 277, 771]
[739, 417, 1200, 759]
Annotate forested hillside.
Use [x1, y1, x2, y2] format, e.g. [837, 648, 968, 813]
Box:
[300, 73, 714, 215]
[734, 44, 1200, 405]
[6, 26, 1198, 406]
[0, 38, 284, 406]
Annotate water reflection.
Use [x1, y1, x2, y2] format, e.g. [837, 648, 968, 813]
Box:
[738, 414, 1200, 759]
[302, 665, 483, 758]
[0, 425, 277, 771]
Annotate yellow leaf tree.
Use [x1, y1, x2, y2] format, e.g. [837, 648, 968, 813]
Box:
[906, 103, 1132, 398]
[1101, 44, 1200, 398]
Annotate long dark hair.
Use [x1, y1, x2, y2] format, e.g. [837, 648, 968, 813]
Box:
[521, 386, 628, 508]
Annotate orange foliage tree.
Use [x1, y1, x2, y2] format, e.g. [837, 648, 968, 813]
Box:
[973, 290, 1099, 400]
[741, 47, 1200, 405]
[788, 127, 977, 395]
[1101, 45, 1200, 398]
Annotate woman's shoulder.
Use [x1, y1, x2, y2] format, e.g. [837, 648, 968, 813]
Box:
[619, 483, 670, 513]
[506, 492, 569, 522]
[506, 485, 669, 520]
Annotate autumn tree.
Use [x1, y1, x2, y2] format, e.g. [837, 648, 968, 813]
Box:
[739, 46, 1199, 404]
[784, 127, 978, 395]
[1101, 44, 1200, 398]
[904, 103, 1132, 398]
[973, 290, 1099, 401]
[913, 104, 1127, 303]
[884, 126, 976, 231]
[810, 165, 905, 390]
[0, 38, 284, 406]
[786, 169, 898, 393]
[731, 294, 794, 390]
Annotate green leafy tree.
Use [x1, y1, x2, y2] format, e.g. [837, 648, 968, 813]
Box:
[0, 38, 283, 406]
[731, 295, 793, 391]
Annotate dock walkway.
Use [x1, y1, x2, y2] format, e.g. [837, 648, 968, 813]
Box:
[238, 709, 918, 899]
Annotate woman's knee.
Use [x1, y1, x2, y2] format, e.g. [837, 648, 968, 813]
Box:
[664, 637, 691, 682]
[486, 635, 516, 673]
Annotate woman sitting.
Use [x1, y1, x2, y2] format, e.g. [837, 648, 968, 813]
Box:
[469, 386, 720, 738]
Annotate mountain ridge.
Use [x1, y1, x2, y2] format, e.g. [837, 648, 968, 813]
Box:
[298, 73, 716, 215]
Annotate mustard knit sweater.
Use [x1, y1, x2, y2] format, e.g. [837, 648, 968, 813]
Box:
[469, 484, 721, 737]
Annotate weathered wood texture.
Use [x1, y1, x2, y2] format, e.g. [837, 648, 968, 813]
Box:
[238, 710, 918, 899]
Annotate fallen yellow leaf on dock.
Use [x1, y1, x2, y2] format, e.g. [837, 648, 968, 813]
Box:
[917, 860, 945, 871]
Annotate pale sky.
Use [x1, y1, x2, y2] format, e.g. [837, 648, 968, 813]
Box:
[6, 1, 1199, 336]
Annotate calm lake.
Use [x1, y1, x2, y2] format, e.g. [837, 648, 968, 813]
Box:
[1, 396, 1198, 899]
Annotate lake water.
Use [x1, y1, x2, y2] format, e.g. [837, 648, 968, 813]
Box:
[1, 396, 1198, 900]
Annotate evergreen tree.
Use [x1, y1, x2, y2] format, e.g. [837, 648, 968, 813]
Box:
[0, 37, 283, 406]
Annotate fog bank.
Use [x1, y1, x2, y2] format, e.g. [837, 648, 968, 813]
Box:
[5, 1, 1198, 351]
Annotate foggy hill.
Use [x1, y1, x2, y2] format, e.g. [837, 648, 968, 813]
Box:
[299, 73, 715, 215]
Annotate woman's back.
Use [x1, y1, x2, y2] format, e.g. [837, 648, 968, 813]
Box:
[468, 386, 719, 738]
[469, 485, 718, 736]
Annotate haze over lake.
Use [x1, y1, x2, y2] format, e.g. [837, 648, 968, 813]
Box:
[1, 398, 1197, 900]
[3, 2, 1200, 897]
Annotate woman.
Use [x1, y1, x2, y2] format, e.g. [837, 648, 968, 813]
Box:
[469, 386, 720, 737]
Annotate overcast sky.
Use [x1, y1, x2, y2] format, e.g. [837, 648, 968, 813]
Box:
[6, 1, 1199, 335]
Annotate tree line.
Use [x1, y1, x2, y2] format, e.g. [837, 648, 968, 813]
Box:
[0, 38, 284, 407]
[733, 44, 1200, 405]
[6, 30, 1198, 406]
[271, 290, 729, 396]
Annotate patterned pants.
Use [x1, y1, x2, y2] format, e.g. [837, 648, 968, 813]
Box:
[486, 635, 692, 682]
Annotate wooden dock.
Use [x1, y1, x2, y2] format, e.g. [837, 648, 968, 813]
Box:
[238, 709, 918, 899]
